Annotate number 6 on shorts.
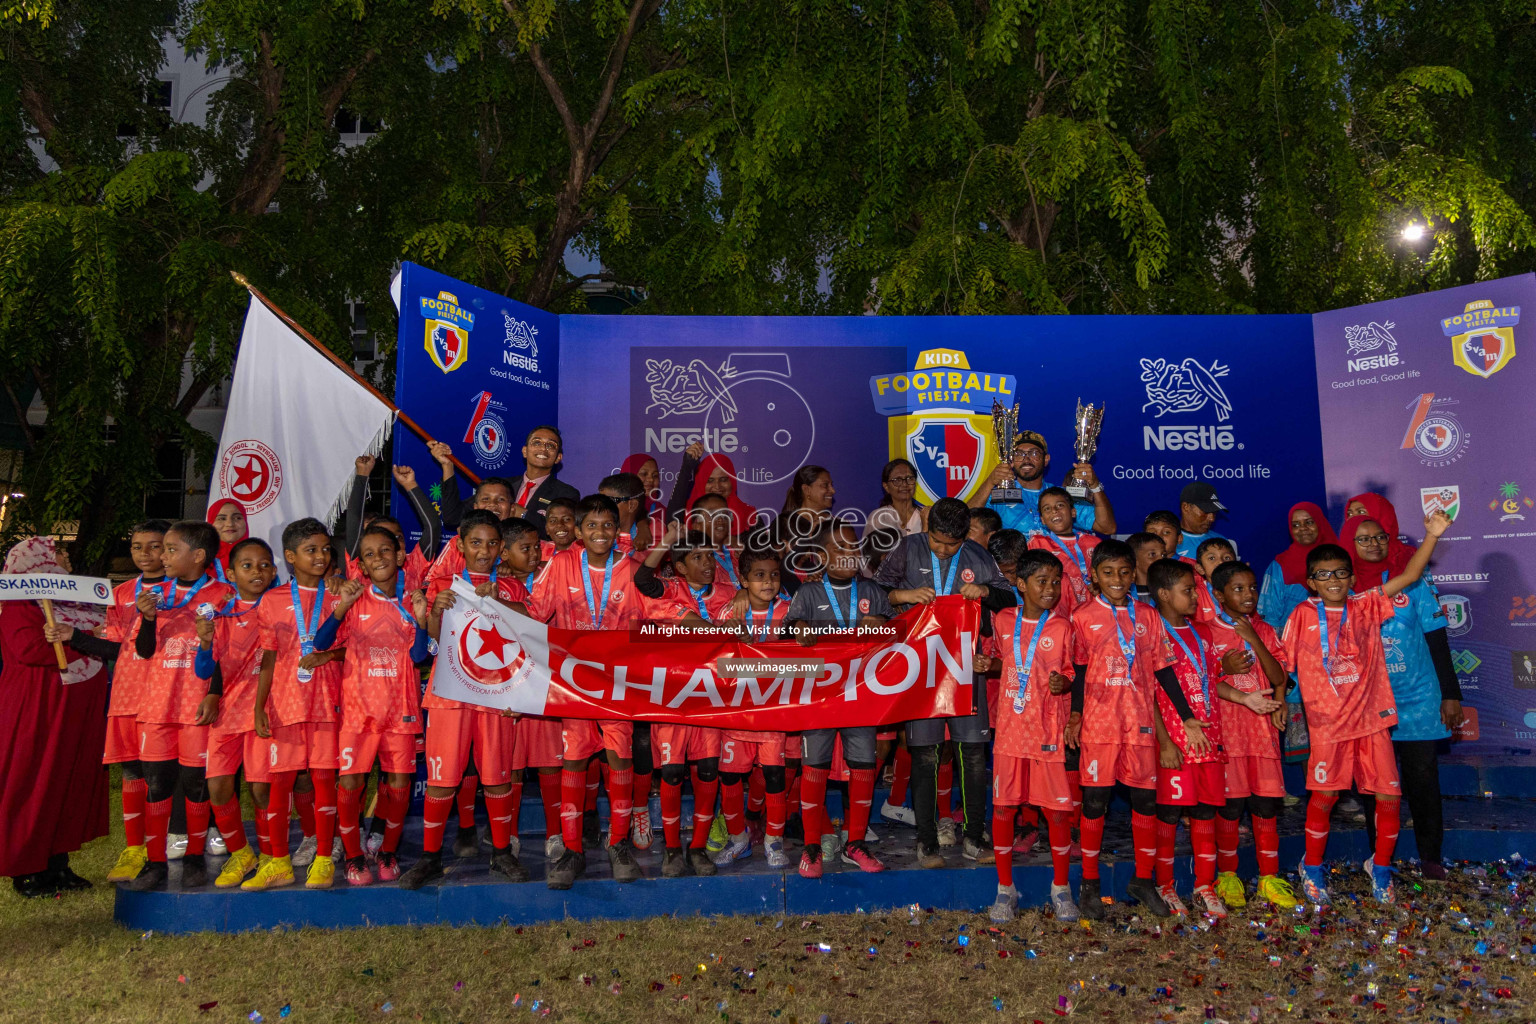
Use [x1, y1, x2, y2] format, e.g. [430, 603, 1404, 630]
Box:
[1313, 760, 1328, 785]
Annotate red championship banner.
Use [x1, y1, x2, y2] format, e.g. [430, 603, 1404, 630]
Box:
[430, 577, 979, 729]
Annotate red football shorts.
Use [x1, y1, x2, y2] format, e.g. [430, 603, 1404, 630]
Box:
[138, 722, 208, 768]
[1077, 741, 1157, 791]
[207, 728, 269, 783]
[653, 724, 721, 766]
[265, 721, 339, 773]
[338, 731, 418, 776]
[424, 708, 514, 786]
[1156, 759, 1227, 807]
[513, 716, 564, 770]
[562, 718, 634, 762]
[1223, 754, 1287, 799]
[104, 715, 139, 765]
[992, 753, 1075, 811]
[720, 734, 786, 772]
[1307, 730, 1399, 795]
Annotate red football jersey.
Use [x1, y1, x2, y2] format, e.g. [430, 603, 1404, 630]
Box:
[138, 578, 235, 725]
[423, 571, 526, 712]
[1071, 597, 1173, 747]
[1026, 532, 1100, 616]
[208, 597, 266, 732]
[1193, 575, 1220, 624]
[335, 586, 425, 735]
[665, 577, 738, 621]
[526, 547, 646, 631]
[101, 577, 153, 716]
[1280, 588, 1398, 742]
[989, 607, 1074, 762]
[1207, 613, 1282, 759]
[346, 548, 431, 592]
[723, 597, 789, 744]
[1155, 620, 1226, 764]
[257, 582, 344, 727]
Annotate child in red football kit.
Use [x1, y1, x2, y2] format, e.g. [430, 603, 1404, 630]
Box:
[121, 520, 233, 891]
[599, 472, 653, 554]
[192, 538, 277, 888]
[1147, 558, 1281, 919]
[1127, 532, 1164, 605]
[540, 496, 580, 561]
[244, 519, 346, 891]
[1190, 536, 1237, 623]
[500, 516, 568, 863]
[1206, 560, 1296, 910]
[58, 519, 169, 883]
[399, 510, 528, 890]
[1027, 487, 1100, 616]
[525, 495, 650, 890]
[1286, 511, 1450, 905]
[313, 525, 435, 886]
[345, 457, 439, 591]
[1066, 539, 1198, 919]
[976, 549, 1078, 924]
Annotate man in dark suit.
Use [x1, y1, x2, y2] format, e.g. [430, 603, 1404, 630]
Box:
[432, 425, 582, 538]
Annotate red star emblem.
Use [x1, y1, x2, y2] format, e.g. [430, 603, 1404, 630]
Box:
[473, 623, 511, 662]
[231, 455, 266, 497]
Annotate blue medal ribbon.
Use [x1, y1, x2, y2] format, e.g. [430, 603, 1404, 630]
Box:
[715, 551, 739, 587]
[158, 576, 210, 612]
[214, 593, 264, 620]
[291, 579, 325, 683]
[1166, 623, 1212, 711]
[1012, 611, 1049, 714]
[821, 578, 859, 629]
[371, 577, 418, 629]
[1213, 607, 1253, 655]
[1097, 596, 1138, 674]
[929, 550, 961, 596]
[745, 600, 779, 641]
[581, 550, 617, 629]
[462, 564, 498, 586]
[1044, 532, 1090, 590]
[689, 584, 712, 620]
[1315, 599, 1348, 688]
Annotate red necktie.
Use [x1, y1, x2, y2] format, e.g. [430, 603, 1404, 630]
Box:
[517, 479, 535, 506]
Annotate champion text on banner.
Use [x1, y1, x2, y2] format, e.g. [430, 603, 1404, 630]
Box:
[431, 578, 979, 729]
[209, 295, 396, 573]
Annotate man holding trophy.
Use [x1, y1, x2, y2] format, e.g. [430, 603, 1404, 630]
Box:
[969, 401, 1117, 538]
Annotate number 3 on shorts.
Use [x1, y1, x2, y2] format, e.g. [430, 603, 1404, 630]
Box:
[1086, 759, 1099, 783]
[1313, 760, 1328, 785]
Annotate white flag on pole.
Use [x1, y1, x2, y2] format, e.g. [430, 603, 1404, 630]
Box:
[209, 295, 394, 576]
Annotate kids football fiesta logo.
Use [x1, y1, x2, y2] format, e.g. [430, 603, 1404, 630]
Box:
[1442, 299, 1518, 379]
[422, 290, 475, 373]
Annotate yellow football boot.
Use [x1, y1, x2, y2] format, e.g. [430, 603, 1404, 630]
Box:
[214, 845, 258, 888]
[241, 854, 295, 891]
[107, 845, 148, 882]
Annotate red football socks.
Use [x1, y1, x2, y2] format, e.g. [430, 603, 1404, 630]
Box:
[378, 784, 410, 854]
[1253, 815, 1279, 877]
[747, 767, 766, 816]
[1216, 815, 1241, 874]
[888, 747, 911, 805]
[688, 767, 719, 850]
[311, 770, 338, 860]
[585, 760, 602, 812]
[632, 769, 652, 820]
[764, 787, 787, 839]
[1191, 816, 1217, 888]
[607, 768, 634, 846]
[1046, 810, 1074, 886]
[122, 777, 148, 848]
[1130, 811, 1158, 881]
[1374, 798, 1400, 867]
[799, 766, 830, 849]
[846, 767, 876, 842]
[485, 788, 516, 850]
[253, 796, 271, 857]
[720, 778, 746, 836]
[1078, 814, 1105, 880]
[457, 777, 477, 829]
[337, 786, 364, 860]
[145, 797, 173, 863]
[537, 772, 562, 839]
[1304, 791, 1338, 866]
[294, 786, 316, 838]
[560, 768, 587, 852]
[421, 793, 455, 854]
[992, 805, 1016, 886]
[266, 772, 296, 858]
[660, 777, 684, 848]
[185, 799, 210, 856]
[1155, 818, 1178, 885]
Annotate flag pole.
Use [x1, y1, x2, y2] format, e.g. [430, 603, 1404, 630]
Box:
[229, 272, 482, 486]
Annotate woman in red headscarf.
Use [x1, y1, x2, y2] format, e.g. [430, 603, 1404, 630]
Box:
[205, 498, 249, 583]
[1259, 502, 1337, 629]
[0, 537, 110, 895]
[1343, 493, 1417, 576]
[663, 442, 758, 536]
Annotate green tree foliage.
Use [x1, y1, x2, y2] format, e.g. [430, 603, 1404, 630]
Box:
[3, 0, 1535, 562]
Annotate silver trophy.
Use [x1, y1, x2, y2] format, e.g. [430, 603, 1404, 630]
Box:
[989, 400, 1023, 504]
[1064, 399, 1105, 501]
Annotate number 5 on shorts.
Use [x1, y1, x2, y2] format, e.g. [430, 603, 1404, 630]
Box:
[339, 747, 354, 772]
[1313, 760, 1328, 785]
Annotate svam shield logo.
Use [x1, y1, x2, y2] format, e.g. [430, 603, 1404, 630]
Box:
[1453, 328, 1515, 378]
[906, 419, 983, 500]
[426, 320, 468, 373]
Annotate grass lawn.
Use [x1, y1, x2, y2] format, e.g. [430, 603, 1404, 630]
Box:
[2, 775, 1533, 1023]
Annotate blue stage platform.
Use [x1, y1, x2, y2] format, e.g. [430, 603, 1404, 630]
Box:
[115, 783, 1536, 935]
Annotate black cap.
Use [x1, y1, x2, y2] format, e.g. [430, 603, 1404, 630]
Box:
[1180, 481, 1228, 515]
